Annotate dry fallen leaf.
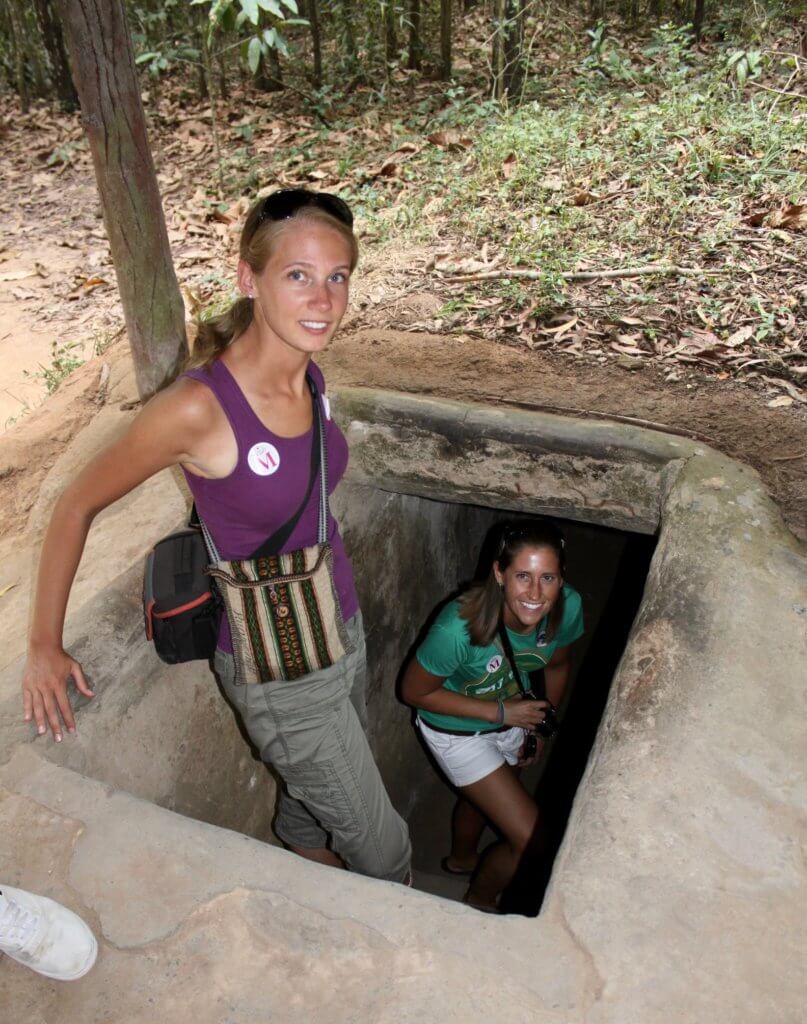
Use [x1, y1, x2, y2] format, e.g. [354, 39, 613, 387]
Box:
[725, 325, 755, 347]
[501, 153, 517, 180]
[541, 317, 578, 336]
[769, 203, 806, 232]
[427, 130, 473, 151]
[570, 190, 598, 206]
[0, 269, 34, 282]
[767, 395, 794, 408]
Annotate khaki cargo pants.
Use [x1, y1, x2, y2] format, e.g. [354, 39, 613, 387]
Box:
[213, 612, 411, 882]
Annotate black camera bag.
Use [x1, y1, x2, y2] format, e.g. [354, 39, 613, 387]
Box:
[143, 523, 220, 664]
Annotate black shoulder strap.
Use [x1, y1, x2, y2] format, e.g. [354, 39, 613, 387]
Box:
[497, 619, 547, 701]
[249, 374, 322, 559]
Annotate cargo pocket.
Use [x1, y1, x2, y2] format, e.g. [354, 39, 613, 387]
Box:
[279, 761, 358, 839]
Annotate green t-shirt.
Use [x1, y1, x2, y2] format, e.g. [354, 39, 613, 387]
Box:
[416, 584, 584, 734]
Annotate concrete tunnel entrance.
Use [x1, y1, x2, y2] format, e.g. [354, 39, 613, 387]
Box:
[36, 387, 669, 918]
[258, 493, 656, 916]
[395, 509, 656, 915]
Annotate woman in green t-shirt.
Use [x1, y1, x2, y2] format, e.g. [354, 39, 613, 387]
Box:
[401, 519, 583, 912]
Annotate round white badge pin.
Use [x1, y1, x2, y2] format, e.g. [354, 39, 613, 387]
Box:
[486, 654, 503, 674]
[247, 441, 281, 476]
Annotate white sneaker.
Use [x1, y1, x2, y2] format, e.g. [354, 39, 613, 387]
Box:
[0, 885, 98, 981]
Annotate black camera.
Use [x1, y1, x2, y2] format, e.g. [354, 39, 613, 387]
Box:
[536, 703, 559, 739]
[523, 732, 538, 760]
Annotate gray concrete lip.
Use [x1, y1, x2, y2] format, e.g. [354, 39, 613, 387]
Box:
[1, 387, 804, 1022]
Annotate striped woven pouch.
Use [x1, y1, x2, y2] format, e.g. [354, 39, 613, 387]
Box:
[207, 542, 352, 683]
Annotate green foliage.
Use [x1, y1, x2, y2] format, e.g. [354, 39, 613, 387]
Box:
[388, 37, 805, 315]
[25, 342, 85, 396]
[725, 48, 763, 90]
[580, 22, 637, 83]
[191, 0, 301, 70]
[0, 0, 801, 108]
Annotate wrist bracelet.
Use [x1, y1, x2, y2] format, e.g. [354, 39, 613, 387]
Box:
[496, 699, 505, 726]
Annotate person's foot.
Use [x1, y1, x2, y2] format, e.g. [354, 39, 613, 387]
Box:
[0, 885, 97, 980]
[441, 855, 477, 877]
[462, 889, 500, 914]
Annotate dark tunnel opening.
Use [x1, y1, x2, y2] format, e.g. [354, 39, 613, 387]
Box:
[393, 507, 656, 916]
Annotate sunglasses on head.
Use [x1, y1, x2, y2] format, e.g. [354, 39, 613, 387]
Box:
[498, 521, 565, 555]
[254, 189, 354, 229]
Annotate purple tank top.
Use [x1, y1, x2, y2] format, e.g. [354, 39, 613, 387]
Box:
[181, 358, 359, 653]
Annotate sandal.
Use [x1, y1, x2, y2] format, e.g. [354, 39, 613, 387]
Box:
[462, 890, 501, 915]
[440, 856, 475, 877]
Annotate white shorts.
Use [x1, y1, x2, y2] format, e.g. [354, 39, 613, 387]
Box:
[417, 719, 526, 788]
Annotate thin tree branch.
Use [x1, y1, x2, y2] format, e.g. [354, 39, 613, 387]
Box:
[749, 80, 805, 99]
[443, 264, 726, 284]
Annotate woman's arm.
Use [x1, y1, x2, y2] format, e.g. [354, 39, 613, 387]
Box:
[544, 644, 572, 708]
[401, 659, 549, 729]
[22, 381, 216, 741]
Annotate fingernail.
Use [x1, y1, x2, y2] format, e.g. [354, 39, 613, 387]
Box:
[38, 725, 46, 735]
[55, 734, 62, 742]
[68, 727, 76, 735]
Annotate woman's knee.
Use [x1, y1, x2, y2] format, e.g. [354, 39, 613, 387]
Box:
[332, 811, 411, 882]
[503, 807, 540, 856]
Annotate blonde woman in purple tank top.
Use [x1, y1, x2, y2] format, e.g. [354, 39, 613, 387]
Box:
[21, 191, 412, 884]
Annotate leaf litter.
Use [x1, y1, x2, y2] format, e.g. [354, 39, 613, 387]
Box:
[0, 11, 803, 421]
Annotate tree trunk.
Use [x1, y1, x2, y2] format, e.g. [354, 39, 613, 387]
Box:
[335, 0, 357, 61]
[692, 0, 705, 41]
[33, 0, 79, 110]
[255, 48, 284, 91]
[29, 19, 50, 98]
[54, 0, 187, 399]
[307, 0, 323, 87]
[492, 0, 524, 100]
[492, 0, 505, 100]
[5, 0, 30, 112]
[502, 0, 525, 99]
[407, 0, 421, 71]
[439, 0, 452, 80]
[383, 1, 397, 66]
[216, 48, 228, 100]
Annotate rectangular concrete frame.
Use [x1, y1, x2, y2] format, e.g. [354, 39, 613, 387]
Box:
[1, 387, 804, 1023]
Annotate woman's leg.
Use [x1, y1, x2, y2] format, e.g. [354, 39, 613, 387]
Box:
[459, 764, 540, 911]
[215, 617, 411, 882]
[446, 797, 486, 872]
[287, 844, 343, 867]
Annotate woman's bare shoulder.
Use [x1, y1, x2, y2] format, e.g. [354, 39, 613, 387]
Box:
[138, 373, 222, 437]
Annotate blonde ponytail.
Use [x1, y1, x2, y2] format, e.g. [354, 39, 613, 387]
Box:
[187, 297, 254, 370]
